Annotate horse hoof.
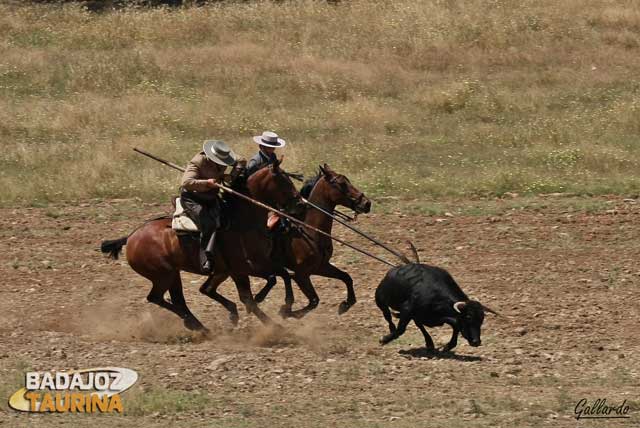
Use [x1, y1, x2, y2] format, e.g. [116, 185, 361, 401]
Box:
[193, 328, 211, 342]
[266, 322, 286, 334]
[285, 309, 305, 319]
[278, 305, 293, 319]
[229, 313, 239, 326]
[338, 301, 352, 315]
[184, 318, 206, 331]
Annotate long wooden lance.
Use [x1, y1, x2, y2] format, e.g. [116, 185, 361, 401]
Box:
[134, 148, 399, 268]
[302, 197, 411, 264]
[134, 147, 185, 171]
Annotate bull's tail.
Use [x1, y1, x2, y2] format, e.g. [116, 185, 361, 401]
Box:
[100, 236, 128, 260]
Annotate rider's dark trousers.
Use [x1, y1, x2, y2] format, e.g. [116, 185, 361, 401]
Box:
[180, 190, 221, 252]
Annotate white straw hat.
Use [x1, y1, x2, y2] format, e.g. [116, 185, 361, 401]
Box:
[252, 131, 286, 148]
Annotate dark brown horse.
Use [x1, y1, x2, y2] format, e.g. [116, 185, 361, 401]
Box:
[254, 164, 371, 318]
[100, 161, 304, 331]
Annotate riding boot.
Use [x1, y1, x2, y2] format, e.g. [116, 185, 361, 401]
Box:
[202, 231, 216, 274]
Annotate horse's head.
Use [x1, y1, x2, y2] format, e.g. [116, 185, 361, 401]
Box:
[318, 164, 371, 214]
[246, 157, 305, 216]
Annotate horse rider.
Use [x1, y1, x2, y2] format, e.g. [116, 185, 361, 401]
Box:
[247, 131, 287, 231]
[246, 131, 286, 174]
[180, 140, 240, 274]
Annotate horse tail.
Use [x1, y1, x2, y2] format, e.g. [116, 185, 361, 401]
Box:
[99, 215, 170, 260]
[101, 236, 128, 260]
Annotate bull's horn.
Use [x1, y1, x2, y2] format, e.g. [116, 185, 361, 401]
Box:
[453, 301, 466, 313]
[482, 304, 500, 316]
[407, 240, 420, 263]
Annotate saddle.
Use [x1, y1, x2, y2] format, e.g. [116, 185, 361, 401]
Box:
[171, 197, 198, 234]
[170, 196, 232, 235]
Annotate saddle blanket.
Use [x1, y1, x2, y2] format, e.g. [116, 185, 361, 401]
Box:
[172, 198, 199, 233]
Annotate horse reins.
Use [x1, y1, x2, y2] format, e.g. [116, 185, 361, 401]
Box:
[307, 174, 412, 265]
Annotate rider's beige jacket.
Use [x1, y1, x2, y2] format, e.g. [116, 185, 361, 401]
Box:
[181, 152, 226, 193]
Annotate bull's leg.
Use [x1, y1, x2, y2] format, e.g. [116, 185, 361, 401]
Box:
[379, 313, 411, 345]
[316, 263, 355, 315]
[442, 326, 460, 352]
[414, 321, 435, 351]
[199, 273, 239, 326]
[376, 296, 396, 334]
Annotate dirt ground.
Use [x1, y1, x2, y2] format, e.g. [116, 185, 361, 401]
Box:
[0, 196, 638, 427]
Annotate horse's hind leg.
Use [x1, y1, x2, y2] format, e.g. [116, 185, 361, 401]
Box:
[199, 273, 239, 326]
[146, 273, 206, 331]
[168, 277, 207, 332]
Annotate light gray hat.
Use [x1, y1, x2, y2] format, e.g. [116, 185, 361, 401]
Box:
[252, 131, 286, 148]
[203, 140, 238, 166]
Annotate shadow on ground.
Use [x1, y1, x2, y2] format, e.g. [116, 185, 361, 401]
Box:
[399, 347, 483, 361]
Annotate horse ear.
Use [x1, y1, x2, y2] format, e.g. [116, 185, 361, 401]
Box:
[323, 163, 336, 175]
[318, 164, 327, 176]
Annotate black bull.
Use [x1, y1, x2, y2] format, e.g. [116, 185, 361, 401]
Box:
[375, 263, 497, 352]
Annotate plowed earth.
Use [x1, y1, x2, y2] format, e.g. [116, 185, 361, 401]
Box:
[1, 197, 638, 427]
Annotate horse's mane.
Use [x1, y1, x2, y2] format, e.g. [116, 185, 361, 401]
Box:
[300, 171, 321, 199]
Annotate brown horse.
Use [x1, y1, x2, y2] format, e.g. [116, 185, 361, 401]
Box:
[100, 161, 304, 331]
[254, 164, 371, 318]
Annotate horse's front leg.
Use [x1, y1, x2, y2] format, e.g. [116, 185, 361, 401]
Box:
[231, 274, 276, 326]
[287, 273, 320, 319]
[254, 269, 295, 318]
[276, 269, 295, 318]
[254, 275, 277, 304]
[199, 273, 239, 326]
[315, 263, 355, 315]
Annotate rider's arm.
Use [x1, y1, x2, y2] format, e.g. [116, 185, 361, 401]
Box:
[245, 156, 259, 177]
[226, 159, 247, 184]
[181, 154, 220, 192]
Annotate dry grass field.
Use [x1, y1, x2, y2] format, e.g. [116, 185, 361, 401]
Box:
[1, 2, 640, 427]
[1, 0, 640, 206]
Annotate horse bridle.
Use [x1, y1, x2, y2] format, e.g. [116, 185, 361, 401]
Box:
[325, 175, 366, 213]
